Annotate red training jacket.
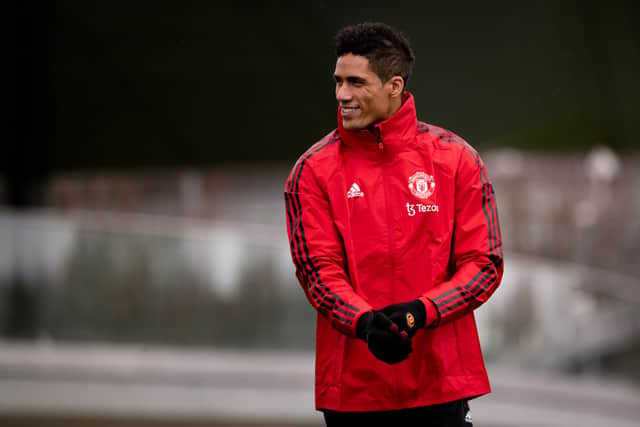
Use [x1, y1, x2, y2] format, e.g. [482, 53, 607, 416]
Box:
[284, 92, 503, 412]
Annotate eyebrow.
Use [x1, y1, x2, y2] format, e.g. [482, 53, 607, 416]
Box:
[334, 75, 367, 84]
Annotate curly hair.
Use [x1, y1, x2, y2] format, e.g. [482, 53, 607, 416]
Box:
[335, 22, 415, 88]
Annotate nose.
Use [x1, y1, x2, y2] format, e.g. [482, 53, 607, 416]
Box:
[336, 83, 352, 103]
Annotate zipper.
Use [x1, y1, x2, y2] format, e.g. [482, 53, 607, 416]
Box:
[377, 126, 401, 403]
[376, 126, 394, 296]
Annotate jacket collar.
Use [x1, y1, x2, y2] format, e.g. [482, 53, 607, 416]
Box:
[337, 92, 418, 152]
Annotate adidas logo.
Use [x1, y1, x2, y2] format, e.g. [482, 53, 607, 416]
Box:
[347, 182, 364, 198]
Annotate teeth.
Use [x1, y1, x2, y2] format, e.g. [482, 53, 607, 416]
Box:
[342, 107, 358, 113]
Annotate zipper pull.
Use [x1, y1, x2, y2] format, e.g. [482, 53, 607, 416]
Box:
[376, 127, 383, 150]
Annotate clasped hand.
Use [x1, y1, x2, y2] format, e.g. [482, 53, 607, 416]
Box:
[356, 299, 427, 364]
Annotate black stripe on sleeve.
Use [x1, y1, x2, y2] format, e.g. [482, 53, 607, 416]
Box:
[286, 132, 360, 323]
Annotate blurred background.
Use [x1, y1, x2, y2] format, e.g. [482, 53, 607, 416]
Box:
[2, 1, 640, 426]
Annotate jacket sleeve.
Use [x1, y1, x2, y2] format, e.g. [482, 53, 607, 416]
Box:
[419, 146, 504, 327]
[284, 158, 373, 336]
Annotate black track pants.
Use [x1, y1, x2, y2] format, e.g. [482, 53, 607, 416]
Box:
[322, 399, 473, 427]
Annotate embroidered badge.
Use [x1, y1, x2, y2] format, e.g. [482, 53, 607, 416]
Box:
[408, 171, 435, 199]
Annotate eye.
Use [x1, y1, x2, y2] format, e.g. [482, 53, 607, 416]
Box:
[347, 77, 366, 87]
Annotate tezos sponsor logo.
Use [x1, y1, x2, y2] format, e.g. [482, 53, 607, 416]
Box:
[408, 171, 435, 199]
[406, 202, 439, 216]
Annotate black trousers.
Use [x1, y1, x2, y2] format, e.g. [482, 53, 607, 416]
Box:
[322, 399, 472, 427]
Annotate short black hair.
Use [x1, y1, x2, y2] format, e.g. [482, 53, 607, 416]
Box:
[335, 22, 415, 88]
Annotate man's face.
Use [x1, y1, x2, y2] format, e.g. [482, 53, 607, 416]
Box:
[334, 54, 395, 131]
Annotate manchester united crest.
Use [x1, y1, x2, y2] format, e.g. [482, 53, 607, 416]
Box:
[408, 171, 435, 199]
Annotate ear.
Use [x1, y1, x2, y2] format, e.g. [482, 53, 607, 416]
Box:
[387, 76, 405, 98]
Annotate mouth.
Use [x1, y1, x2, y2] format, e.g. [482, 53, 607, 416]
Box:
[341, 106, 360, 117]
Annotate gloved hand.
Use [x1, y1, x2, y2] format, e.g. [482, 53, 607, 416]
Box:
[380, 299, 426, 338]
[356, 311, 412, 364]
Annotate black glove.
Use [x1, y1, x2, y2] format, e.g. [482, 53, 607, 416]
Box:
[356, 311, 412, 364]
[380, 299, 426, 338]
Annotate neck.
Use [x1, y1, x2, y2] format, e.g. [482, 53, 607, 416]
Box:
[384, 95, 403, 122]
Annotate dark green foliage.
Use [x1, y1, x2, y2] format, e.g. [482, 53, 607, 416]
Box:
[15, 1, 640, 172]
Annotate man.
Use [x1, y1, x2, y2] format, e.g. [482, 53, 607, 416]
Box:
[284, 22, 503, 426]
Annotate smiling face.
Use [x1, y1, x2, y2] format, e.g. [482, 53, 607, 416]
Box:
[334, 54, 404, 131]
